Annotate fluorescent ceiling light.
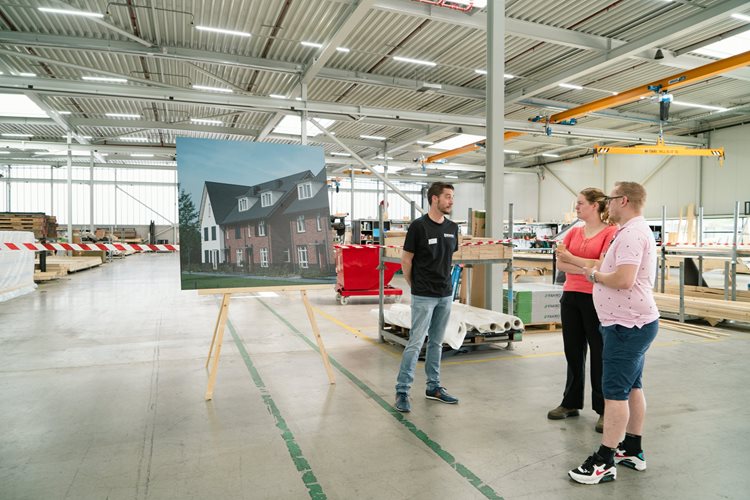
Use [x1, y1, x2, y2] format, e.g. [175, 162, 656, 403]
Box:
[190, 118, 223, 125]
[0, 94, 49, 118]
[542, 153, 560, 158]
[410, 173, 428, 176]
[474, 69, 514, 79]
[34, 150, 95, 157]
[504, 149, 520, 154]
[393, 56, 436, 67]
[449, 0, 488, 7]
[445, 175, 458, 179]
[106, 113, 140, 118]
[416, 140, 434, 145]
[195, 26, 251, 37]
[691, 30, 750, 58]
[732, 13, 750, 22]
[82, 76, 127, 83]
[131, 153, 154, 157]
[269, 94, 287, 99]
[559, 83, 583, 90]
[336, 47, 350, 53]
[671, 100, 728, 112]
[301, 41, 323, 48]
[273, 115, 334, 137]
[431, 134, 485, 150]
[329, 152, 351, 157]
[57, 111, 72, 115]
[16, 72, 36, 77]
[372, 165, 404, 173]
[60, 135, 92, 139]
[118, 137, 152, 142]
[360, 134, 387, 141]
[375, 155, 394, 160]
[0, 151, 9, 154]
[38, 7, 104, 18]
[2, 133, 33, 138]
[192, 84, 233, 93]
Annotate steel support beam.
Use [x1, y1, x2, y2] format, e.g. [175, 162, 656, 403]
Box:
[506, 0, 749, 104]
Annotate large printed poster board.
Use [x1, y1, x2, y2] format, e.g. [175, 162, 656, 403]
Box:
[177, 138, 336, 290]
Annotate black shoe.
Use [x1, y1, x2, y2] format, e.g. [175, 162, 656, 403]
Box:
[568, 452, 616, 485]
[547, 405, 580, 420]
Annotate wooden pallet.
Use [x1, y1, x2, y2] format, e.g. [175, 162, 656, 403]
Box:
[523, 322, 562, 332]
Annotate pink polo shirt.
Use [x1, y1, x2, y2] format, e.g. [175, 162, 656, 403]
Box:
[594, 216, 659, 328]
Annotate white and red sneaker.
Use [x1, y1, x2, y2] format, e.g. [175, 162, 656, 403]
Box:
[615, 447, 647, 471]
[568, 453, 616, 485]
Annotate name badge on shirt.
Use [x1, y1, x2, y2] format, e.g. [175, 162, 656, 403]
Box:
[428, 238, 438, 245]
[444, 233, 455, 238]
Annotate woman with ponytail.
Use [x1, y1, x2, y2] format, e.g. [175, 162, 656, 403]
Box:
[548, 188, 617, 433]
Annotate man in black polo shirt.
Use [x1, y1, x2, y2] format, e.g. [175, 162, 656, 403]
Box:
[394, 182, 459, 413]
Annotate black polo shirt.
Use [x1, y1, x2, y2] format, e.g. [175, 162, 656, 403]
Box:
[403, 214, 459, 297]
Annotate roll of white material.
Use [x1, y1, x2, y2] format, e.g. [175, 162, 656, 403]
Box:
[0, 231, 37, 302]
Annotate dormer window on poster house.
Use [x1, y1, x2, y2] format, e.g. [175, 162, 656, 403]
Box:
[297, 182, 312, 200]
[261, 192, 273, 207]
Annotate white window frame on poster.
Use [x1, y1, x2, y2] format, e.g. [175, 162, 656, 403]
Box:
[283, 249, 291, 262]
[260, 247, 269, 268]
[297, 182, 312, 200]
[296, 215, 305, 233]
[239, 197, 249, 211]
[236, 248, 243, 266]
[261, 192, 273, 207]
[258, 220, 266, 236]
[297, 246, 308, 269]
[316, 214, 322, 231]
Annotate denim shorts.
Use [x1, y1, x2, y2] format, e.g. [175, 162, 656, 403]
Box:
[601, 320, 658, 400]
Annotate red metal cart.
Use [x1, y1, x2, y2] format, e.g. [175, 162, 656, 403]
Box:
[335, 245, 402, 305]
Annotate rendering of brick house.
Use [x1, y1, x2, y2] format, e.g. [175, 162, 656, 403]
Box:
[212, 169, 334, 275]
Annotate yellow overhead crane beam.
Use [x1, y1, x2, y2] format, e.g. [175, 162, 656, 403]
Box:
[594, 136, 725, 163]
[425, 49, 750, 164]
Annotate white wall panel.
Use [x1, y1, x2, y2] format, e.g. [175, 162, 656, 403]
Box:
[702, 124, 750, 216]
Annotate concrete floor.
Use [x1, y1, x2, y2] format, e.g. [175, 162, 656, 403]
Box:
[1, 253, 749, 500]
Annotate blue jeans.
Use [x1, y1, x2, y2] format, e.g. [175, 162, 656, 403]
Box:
[601, 320, 659, 400]
[395, 295, 453, 394]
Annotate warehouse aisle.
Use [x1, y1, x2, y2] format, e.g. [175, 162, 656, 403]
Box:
[1, 253, 748, 499]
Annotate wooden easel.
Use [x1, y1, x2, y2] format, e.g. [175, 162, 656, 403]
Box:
[201, 285, 335, 400]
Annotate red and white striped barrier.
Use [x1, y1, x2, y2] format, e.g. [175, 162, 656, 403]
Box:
[1, 242, 179, 252]
[334, 239, 512, 250]
[662, 242, 750, 248]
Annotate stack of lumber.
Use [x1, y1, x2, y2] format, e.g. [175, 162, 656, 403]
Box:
[654, 291, 750, 324]
[0, 212, 57, 239]
[34, 255, 103, 281]
[659, 319, 732, 340]
[663, 284, 750, 303]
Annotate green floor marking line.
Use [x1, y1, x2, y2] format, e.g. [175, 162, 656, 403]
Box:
[225, 318, 327, 500]
[258, 299, 503, 500]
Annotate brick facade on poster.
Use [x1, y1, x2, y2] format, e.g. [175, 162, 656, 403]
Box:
[205, 169, 334, 274]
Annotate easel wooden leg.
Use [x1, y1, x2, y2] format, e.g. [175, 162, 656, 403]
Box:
[205, 293, 230, 368]
[205, 293, 231, 401]
[300, 290, 336, 384]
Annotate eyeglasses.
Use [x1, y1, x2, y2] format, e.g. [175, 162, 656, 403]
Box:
[603, 195, 625, 204]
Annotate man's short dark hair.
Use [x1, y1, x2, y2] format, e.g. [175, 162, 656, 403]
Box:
[427, 182, 454, 206]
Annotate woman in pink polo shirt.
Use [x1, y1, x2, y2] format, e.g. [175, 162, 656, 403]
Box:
[547, 188, 617, 433]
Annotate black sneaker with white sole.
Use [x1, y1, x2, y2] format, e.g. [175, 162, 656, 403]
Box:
[568, 452, 617, 485]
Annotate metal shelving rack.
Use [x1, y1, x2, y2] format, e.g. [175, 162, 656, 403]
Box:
[376, 202, 518, 350]
[657, 201, 749, 321]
